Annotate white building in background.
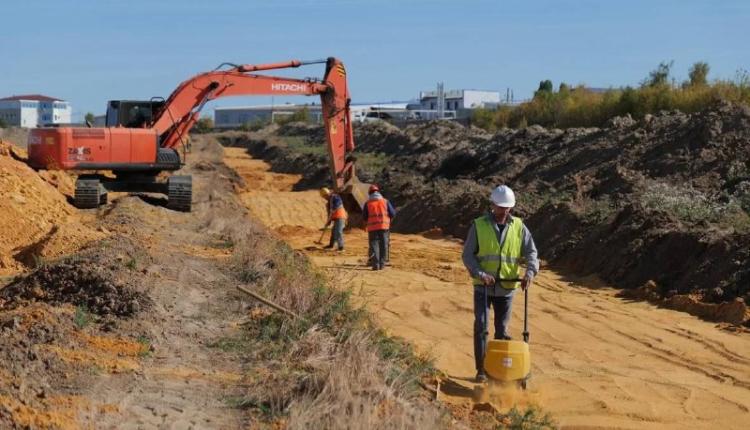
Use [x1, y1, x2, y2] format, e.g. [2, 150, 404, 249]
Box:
[214, 104, 323, 129]
[419, 89, 501, 113]
[0, 94, 72, 127]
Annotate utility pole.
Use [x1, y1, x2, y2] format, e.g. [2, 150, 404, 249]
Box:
[437, 82, 445, 119]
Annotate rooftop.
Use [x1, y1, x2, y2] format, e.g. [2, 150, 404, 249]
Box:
[0, 94, 66, 102]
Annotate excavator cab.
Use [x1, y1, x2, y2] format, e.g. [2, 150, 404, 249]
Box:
[106, 100, 165, 128]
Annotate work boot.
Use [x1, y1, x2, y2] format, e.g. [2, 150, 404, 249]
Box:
[475, 371, 488, 383]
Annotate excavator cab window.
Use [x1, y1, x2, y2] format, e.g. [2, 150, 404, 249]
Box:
[105, 100, 166, 128]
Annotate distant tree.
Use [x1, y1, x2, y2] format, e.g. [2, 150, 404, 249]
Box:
[643, 61, 674, 87]
[533, 80, 554, 100]
[0, 118, 7, 128]
[84, 112, 95, 124]
[289, 106, 311, 122]
[276, 107, 311, 124]
[192, 117, 214, 133]
[538, 80, 553, 93]
[240, 118, 269, 132]
[558, 82, 570, 93]
[688, 62, 710, 86]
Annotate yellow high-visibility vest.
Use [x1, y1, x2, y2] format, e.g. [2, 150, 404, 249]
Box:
[472, 215, 523, 289]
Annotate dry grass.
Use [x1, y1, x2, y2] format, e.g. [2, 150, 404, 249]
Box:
[286, 330, 445, 430]
[206, 217, 448, 428]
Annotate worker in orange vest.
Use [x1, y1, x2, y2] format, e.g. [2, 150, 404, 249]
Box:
[320, 187, 347, 251]
[362, 184, 396, 270]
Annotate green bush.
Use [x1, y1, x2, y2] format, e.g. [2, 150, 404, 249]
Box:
[275, 107, 311, 125]
[504, 405, 557, 429]
[240, 118, 268, 132]
[191, 117, 214, 133]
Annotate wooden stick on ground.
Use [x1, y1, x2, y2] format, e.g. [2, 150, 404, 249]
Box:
[236, 285, 302, 320]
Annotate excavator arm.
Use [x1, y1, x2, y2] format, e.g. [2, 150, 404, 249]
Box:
[151, 57, 358, 194]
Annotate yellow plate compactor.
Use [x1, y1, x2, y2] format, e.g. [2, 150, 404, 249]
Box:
[481, 279, 531, 391]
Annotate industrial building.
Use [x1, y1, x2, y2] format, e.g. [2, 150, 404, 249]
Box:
[0, 94, 72, 127]
[214, 104, 323, 129]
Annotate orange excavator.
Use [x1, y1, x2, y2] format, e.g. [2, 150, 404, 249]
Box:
[27, 57, 369, 212]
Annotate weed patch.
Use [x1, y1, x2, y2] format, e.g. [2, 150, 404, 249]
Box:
[278, 136, 326, 156]
[74, 305, 93, 329]
[505, 405, 557, 429]
[639, 181, 750, 231]
[136, 336, 152, 357]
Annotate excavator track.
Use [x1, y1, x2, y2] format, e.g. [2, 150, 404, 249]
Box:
[74, 178, 102, 209]
[166, 175, 192, 212]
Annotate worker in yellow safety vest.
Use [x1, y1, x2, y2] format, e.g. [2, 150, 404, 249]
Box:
[461, 185, 539, 383]
[320, 187, 347, 251]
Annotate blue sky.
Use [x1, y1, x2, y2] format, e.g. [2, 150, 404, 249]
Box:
[1, 0, 747, 121]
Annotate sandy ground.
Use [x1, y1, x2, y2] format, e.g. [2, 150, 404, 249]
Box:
[224, 146, 750, 429]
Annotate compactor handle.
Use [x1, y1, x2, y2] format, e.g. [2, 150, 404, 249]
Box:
[523, 287, 529, 343]
[486, 278, 527, 342]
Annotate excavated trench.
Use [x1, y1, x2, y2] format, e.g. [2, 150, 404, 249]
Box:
[224, 144, 750, 429]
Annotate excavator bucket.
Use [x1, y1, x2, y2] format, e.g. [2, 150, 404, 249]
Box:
[339, 172, 372, 229]
[345, 174, 371, 210]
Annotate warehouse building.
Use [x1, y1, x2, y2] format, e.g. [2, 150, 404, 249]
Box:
[214, 104, 323, 129]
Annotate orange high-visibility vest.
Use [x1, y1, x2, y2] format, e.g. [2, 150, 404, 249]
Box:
[365, 197, 390, 231]
[330, 204, 347, 220]
[329, 195, 347, 220]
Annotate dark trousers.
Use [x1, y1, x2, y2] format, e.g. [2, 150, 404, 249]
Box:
[328, 218, 345, 249]
[473, 286, 514, 372]
[384, 230, 390, 262]
[368, 229, 388, 269]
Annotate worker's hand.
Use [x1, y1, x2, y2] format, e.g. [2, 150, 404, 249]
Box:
[521, 277, 533, 291]
[479, 272, 495, 287]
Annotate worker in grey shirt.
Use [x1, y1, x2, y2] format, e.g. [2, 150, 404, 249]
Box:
[462, 185, 539, 383]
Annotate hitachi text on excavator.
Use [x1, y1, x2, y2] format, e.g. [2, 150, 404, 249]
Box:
[27, 57, 369, 212]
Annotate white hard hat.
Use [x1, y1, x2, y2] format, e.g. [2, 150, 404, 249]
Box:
[490, 185, 516, 208]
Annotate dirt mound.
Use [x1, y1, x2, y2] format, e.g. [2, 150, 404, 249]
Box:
[621, 281, 749, 325]
[0, 236, 151, 317]
[0, 140, 103, 275]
